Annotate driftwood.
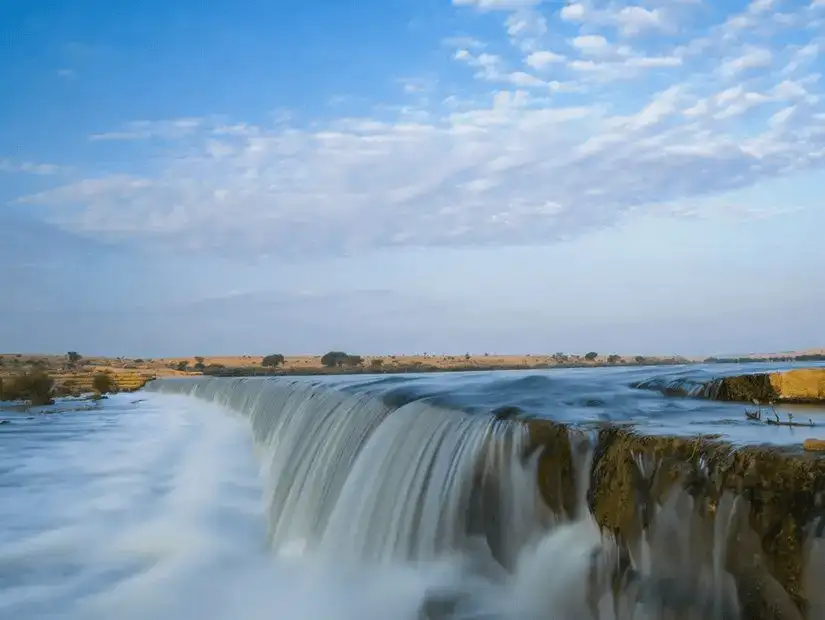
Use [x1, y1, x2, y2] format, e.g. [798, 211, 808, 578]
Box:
[744, 402, 815, 427]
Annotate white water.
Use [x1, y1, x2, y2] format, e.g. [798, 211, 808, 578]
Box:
[1, 392, 488, 620]
[3, 378, 825, 619]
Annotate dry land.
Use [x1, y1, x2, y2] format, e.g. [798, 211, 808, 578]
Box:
[0, 351, 685, 403]
[1, 349, 823, 404]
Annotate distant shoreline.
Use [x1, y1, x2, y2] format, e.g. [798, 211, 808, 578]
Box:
[2, 349, 823, 405]
[199, 358, 689, 378]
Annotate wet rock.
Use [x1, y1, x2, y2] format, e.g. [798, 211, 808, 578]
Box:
[519, 420, 825, 619]
[636, 368, 825, 404]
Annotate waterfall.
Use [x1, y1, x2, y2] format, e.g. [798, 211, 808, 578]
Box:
[146, 377, 548, 569]
[146, 376, 825, 620]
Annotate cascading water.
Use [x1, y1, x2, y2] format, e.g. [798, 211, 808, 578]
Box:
[147, 377, 548, 569]
[146, 376, 825, 620]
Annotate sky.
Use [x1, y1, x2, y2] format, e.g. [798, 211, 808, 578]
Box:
[1, 0, 823, 358]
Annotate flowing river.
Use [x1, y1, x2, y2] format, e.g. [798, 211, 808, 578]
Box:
[2, 362, 825, 619]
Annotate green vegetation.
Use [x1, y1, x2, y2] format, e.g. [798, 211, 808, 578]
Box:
[262, 354, 285, 368]
[584, 351, 598, 361]
[0, 370, 55, 405]
[705, 353, 825, 363]
[321, 351, 363, 368]
[92, 372, 117, 395]
[67, 351, 82, 365]
[607, 354, 621, 364]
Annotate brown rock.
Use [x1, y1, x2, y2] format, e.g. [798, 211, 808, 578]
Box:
[803, 438, 825, 452]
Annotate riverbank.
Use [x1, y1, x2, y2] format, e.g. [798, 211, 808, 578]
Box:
[0, 351, 690, 403]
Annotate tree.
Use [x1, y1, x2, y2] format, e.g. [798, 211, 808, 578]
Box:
[370, 358, 384, 370]
[346, 355, 364, 367]
[67, 351, 82, 365]
[92, 372, 116, 395]
[321, 351, 350, 368]
[262, 354, 285, 368]
[607, 354, 621, 364]
[584, 352, 598, 361]
[634, 355, 646, 364]
[193, 356, 206, 371]
[176, 360, 189, 371]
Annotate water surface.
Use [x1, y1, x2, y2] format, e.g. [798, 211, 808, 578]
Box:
[3, 362, 824, 619]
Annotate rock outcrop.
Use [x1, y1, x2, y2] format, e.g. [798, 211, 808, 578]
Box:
[633, 368, 825, 404]
[523, 420, 825, 619]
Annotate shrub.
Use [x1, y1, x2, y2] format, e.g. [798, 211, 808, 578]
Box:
[370, 358, 384, 369]
[584, 352, 598, 361]
[262, 354, 285, 368]
[0, 370, 55, 405]
[92, 372, 117, 395]
[321, 351, 350, 368]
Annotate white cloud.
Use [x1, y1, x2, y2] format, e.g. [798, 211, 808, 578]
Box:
[560, 2, 668, 35]
[614, 6, 665, 35]
[453, 0, 542, 9]
[505, 10, 547, 40]
[560, 3, 586, 21]
[89, 118, 204, 141]
[626, 56, 682, 68]
[572, 35, 609, 54]
[0, 159, 65, 175]
[719, 46, 772, 76]
[508, 71, 545, 87]
[13, 0, 825, 257]
[525, 50, 566, 69]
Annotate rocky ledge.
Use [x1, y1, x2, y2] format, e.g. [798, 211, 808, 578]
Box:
[524, 421, 825, 620]
[633, 368, 825, 404]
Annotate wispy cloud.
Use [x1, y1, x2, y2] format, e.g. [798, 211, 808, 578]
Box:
[89, 118, 204, 141]
[0, 159, 66, 175]
[12, 0, 825, 258]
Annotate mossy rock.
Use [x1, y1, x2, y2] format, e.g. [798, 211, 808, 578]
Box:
[520, 420, 825, 618]
[712, 373, 779, 402]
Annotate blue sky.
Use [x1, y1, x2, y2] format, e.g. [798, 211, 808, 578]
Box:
[1, 0, 823, 357]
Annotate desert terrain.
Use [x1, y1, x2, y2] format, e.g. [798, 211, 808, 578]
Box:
[1, 348, 821, 403]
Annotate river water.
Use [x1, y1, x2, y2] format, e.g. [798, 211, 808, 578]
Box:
[2, 362, 824, 619]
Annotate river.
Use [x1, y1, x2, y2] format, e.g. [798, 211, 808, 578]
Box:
[2, 362, 824, 619]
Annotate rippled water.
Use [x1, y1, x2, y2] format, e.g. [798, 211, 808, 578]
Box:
[321, 361, 825, 445]
[1, 362, 824, 619]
